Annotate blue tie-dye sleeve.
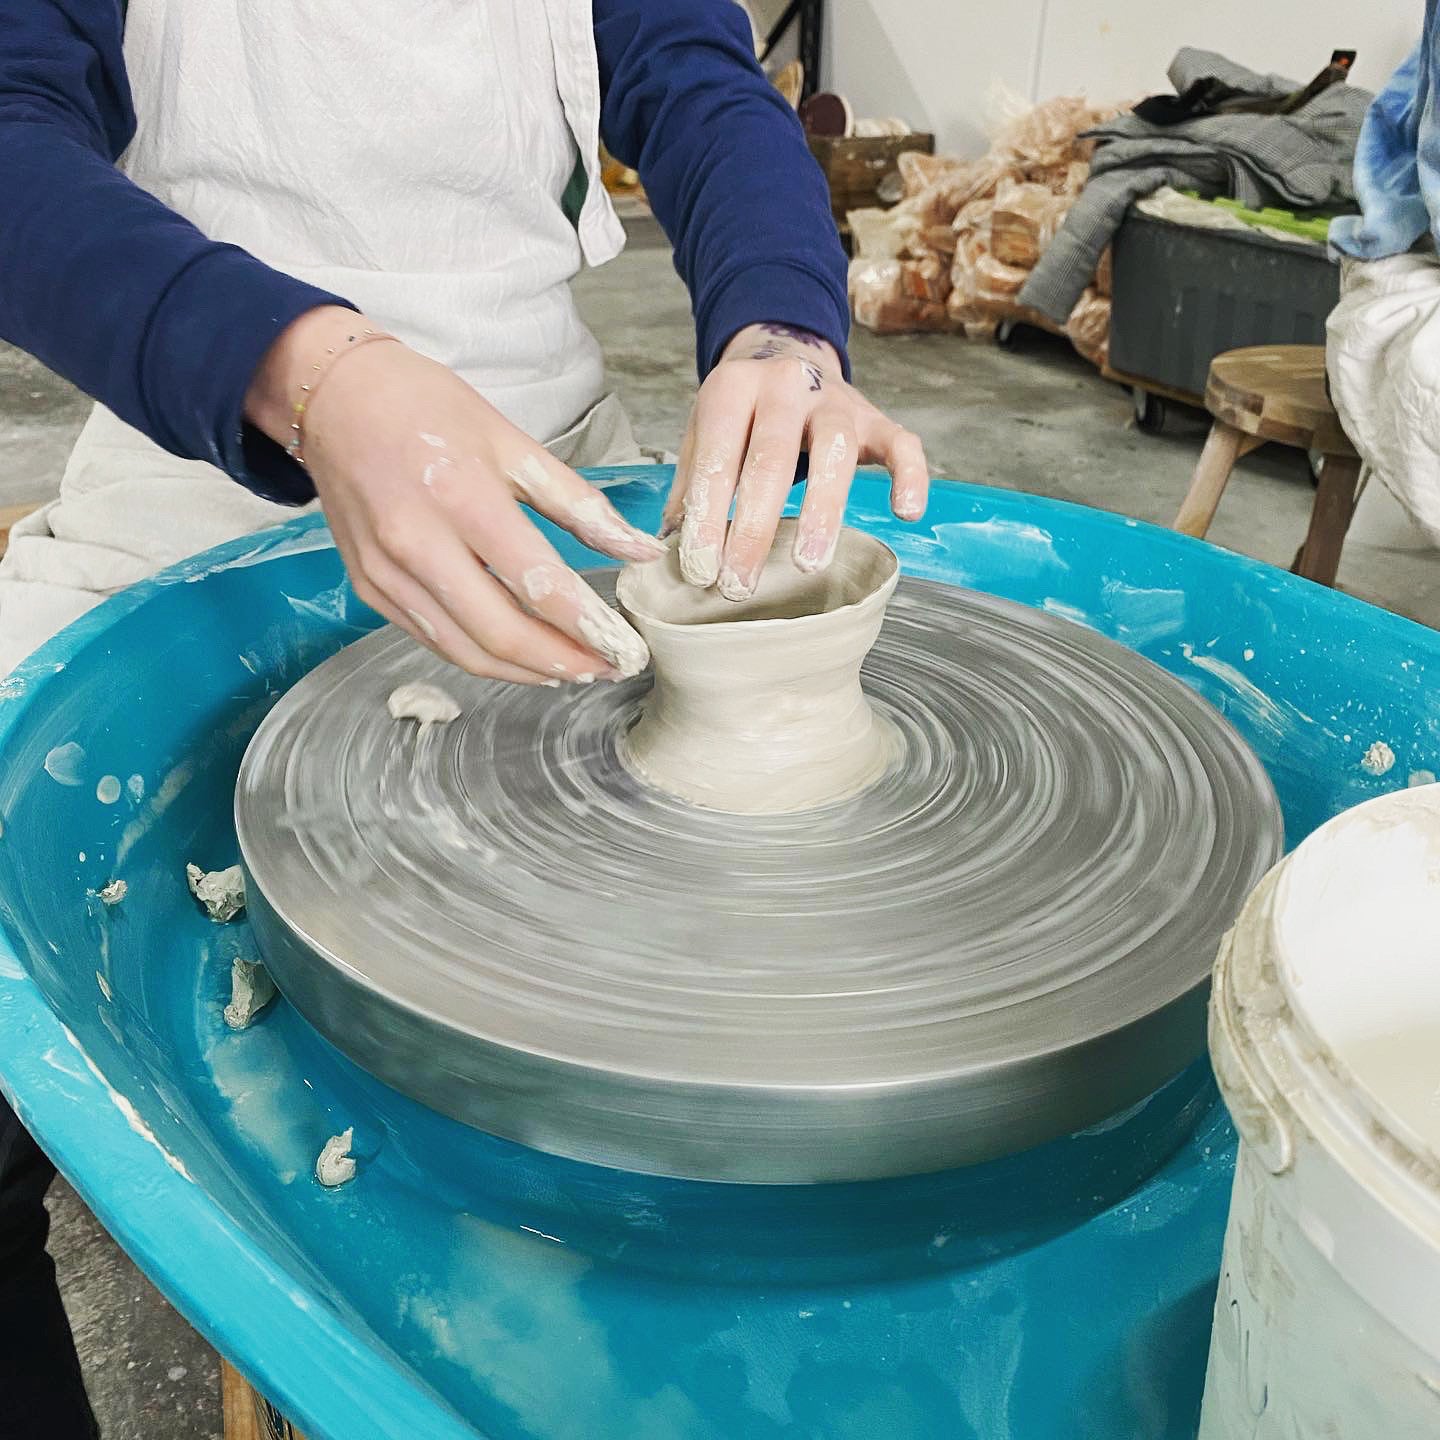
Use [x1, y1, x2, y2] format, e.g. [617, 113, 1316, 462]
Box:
[1332, 40, 1430, 258]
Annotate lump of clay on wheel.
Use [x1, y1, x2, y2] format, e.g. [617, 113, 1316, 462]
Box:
[387, 682, 461, 726]
[223, 958, 277, 1030]
[315, 1127, 358, 1188]
[186, 863, 246, 922]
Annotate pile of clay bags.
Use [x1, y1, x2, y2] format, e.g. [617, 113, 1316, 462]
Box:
[847, 92, 1121, 367]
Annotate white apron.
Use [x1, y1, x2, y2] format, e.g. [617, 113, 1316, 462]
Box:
[0, 0, 646, 674]
[1326, 253, 1440, 551]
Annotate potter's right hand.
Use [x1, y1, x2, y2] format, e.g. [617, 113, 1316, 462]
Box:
[245, 307, 661, 684]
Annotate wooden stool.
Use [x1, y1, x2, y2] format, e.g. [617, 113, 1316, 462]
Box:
[1173, 345, 1361, 587]
[222, 1361, 306, 1439]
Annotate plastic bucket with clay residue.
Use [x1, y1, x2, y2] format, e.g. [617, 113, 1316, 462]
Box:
[1201, 784, 1440, 1437]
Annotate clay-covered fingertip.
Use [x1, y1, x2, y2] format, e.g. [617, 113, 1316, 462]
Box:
[678, 543, 721, 588]
[717, 567, 756, 603]
[792, 534, 834, 575]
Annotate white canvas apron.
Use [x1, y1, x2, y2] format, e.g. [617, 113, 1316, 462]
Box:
[0, 0, 645, 674]
[1326, 253, 1440, 551]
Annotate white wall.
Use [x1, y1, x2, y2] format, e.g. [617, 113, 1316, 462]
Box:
[825, 0, 1419, 158]
[822, 0, 1045, 156]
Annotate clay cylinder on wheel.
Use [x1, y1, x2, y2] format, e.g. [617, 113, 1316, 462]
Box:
[614, 518, 900, 814]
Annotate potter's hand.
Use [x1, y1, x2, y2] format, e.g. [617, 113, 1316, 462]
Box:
[245, 308, 660, 684]
[661, 323, 929, 600]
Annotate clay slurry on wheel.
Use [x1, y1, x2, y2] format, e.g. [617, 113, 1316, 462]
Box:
[235, 573, 1282, 1183]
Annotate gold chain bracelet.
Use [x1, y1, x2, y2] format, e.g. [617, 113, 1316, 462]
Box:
[285, 327, 399, 467]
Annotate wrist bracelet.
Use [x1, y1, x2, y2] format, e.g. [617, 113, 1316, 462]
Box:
[285, 327, 399, 467]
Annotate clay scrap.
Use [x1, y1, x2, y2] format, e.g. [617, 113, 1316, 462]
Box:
[186, 862, 246, 923]
[387, 682, 461, 726]
[223, 957, 277, 1031]
[315, 1127, 358, 1188]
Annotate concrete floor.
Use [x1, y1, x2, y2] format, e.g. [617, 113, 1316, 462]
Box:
[3, 218, 1437, 1439]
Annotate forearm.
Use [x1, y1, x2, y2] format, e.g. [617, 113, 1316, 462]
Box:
[0, 2, 350, 501]
[595, 0, 851, 378]
[0, 120, 349, 499]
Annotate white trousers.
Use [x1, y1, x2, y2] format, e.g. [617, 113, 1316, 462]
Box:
[1326, 253, 1440, 551]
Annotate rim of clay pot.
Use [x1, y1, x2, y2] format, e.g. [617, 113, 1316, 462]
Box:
[615, 519, 898, 632]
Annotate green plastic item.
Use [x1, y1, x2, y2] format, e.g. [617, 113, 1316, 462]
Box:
[1181, 190, 1333, 243]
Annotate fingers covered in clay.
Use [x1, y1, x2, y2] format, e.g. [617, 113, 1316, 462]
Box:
[675, 373, 751, 588]
[872, 419, 931, 522]
[658, 422, 696, 540]
[669, 323, 931, 598]
[346, 553, 557, 685]
[289, 336, 648, 683]
[720, 407, 807, 600]
[505, 449, 667, 565]
[794, 412, 859, 574]
[337, 467, 591, 683]
[458, 502, 648, 679]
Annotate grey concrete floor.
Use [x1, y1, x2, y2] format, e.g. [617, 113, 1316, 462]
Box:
[0, 346, 93, 508]
[3, 217, 1437, 1439]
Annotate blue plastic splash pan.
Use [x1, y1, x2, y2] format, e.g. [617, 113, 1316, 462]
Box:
[1, 469, 1435, 1439]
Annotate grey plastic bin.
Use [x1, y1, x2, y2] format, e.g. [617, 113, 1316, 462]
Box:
[1109, 208, 1343, 431]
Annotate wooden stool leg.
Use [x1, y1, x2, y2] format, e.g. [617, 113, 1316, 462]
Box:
[1175, 421, 1246, 538]
[223, 1359, 306, 1439]
[1292, 453, 1361, 587]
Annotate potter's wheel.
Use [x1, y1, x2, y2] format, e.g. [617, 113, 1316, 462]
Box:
[236, 574, 1281, 1183]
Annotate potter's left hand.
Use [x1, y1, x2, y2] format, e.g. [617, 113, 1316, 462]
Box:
[661, 323, 929, 599]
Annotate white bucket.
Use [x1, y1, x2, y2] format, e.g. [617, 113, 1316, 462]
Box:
[1200, 785, 1440, 1438]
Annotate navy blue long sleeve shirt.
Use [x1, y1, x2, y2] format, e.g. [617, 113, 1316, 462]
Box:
[0, 0, 848, 502]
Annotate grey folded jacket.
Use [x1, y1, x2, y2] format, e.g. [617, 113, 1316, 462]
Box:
[1018, 47, 1372, 325]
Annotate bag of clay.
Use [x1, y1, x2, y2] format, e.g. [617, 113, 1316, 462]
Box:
[850, 258, 956, 333]
[848, 204, 923, 260]
[1094, 245, 1113, 299]
[861, 295, 957, 333]
[973, 251, 1028, 303]
[950, 224, 1026, 303]
[850, 257, 902, 315]
[850, 163, 977, 263]
[989, 181, 1070, 267]
[948, 194, 994, 248]
[906, 254, 951, 302]
[945, 242, 1016, 339]
[918, 221, 960, 257]
[897, 150, 962, 198]
[1066, 287, 1111, 368]
[945, 299, 1002, 341]
[1026, 158, 1093, 197]
[990, 89, 1097, 170]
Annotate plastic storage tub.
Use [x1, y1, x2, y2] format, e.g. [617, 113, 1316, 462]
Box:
[1110, 210, 1341, 430]
[1203, 785, 1440, 1436]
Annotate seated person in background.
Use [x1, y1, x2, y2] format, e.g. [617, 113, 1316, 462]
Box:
[1329, 30, 1440, 549]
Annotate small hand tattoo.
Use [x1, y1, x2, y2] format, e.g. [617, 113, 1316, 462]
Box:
[759, 323, 825, 349]
[747, 331, 826, 390]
